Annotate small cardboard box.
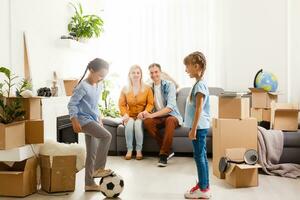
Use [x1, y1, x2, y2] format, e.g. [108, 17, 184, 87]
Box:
[0, 157, 37, 197]
[63, 79, 78, 96]
[212, 118, 258, 179]
[225, 148, 261, 188]
[25, 120, 44, 144]
[5, 97, 42, 120]
[0, 121, 25, 150]
[219, 96, 250, 119]
[251, 108, 271, 122]
[271, 103, 300, 131]
[40, 155, 76, 193]
[249, 88, 278, 109]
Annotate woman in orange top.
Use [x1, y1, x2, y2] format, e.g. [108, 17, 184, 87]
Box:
[119, 65, 154, 160]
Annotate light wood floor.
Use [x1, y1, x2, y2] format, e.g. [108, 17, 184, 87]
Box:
[2, 156, 299, 200]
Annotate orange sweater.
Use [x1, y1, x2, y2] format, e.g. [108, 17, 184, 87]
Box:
[118, 85, 154, 118]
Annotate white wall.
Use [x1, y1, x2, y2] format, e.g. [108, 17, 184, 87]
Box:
[0, 0, 11, 67]
[288, 0, 300, 103]
[213, 0, 288, 102]
[5, 0, 105, 92]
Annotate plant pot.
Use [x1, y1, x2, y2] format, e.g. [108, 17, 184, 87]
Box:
[0, 121, 25, 150]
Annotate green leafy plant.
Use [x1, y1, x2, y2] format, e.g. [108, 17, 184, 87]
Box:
[0, 67, 18, 98]
[68, 2, 104, 41]
[0, 66, 25, 124]
[0, 98, 25, 124]
[98, 80, 120, 118]
[16, 79, 32, 97]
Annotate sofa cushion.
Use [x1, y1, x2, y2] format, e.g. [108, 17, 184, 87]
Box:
[117, 124, 212, 137]
[102, 117, 122, 127]
[283, 131, 300, 147]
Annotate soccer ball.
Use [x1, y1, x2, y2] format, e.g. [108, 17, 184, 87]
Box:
[99, 173, 124, 198]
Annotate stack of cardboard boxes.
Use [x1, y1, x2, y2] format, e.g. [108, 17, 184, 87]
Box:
[213, 94, 259, 188]
[250, 88, 277, 129]
[0, 97, 44, 197]
[249, 88, 299, 131]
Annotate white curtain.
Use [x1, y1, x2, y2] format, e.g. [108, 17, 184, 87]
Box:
[100, 0, 211, 92]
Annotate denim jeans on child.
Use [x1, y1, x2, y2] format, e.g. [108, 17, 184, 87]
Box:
[192, 129, 209, 190]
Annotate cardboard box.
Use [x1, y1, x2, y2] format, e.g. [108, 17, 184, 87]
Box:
[0, 157, 37, 197]
[0, 121, 25, 150]
[212, 118, 258, 179]
[25, 120, 44, 144]
[225, 148, 261, 188]
[249, 88, 278, 108]
[251, 108, 271, 122]
[6, 97, 42, 120]
[63, 79, 78, 96]
[219, 96, 250, 119]
[271, 103, 300, 131]
[40, 155, 76, 193]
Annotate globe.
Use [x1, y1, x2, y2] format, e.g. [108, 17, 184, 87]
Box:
[254, 69, 278, 92]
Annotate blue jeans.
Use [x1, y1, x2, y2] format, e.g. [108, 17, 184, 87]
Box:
[192, 129, 209, 190]
[125, 118, 143, 151]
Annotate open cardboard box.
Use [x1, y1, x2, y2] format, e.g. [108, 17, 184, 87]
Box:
[224, 148, 261, 188]
[271, 103, 300, 131]
[212, 118, 258, 179]
[5, 97, 42, 120]
[249, 88, 278, 109]
[0, 157, 37, 197]
[0, 121, 25, 150]
[40, 155, 76, 193]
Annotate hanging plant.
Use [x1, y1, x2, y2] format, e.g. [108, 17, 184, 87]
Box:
[68, 2, 104, 41]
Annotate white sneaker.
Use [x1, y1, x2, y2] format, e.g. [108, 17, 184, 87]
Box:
[92, 168, 113, 178]
[184, 184, 211, 199]
[85, 184, 101, 192]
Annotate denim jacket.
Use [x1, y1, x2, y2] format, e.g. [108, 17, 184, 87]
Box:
[152, 79, 183, 125]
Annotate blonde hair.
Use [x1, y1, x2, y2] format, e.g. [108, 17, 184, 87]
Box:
[184, 51, 207, 101]
[124, 65, 146, 93]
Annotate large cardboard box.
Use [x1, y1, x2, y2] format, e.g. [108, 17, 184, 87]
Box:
[63, 79, 78, 96]
[249, 88, 278, 108]
[25, 120, 44, 144]
[271, 103, 300, 131]
[251, 108, 271, 122]
[40, 155, 76, 193]
[225, 148, 261, 188]
[0, 157, 37, 197]
[212, 118, 258, 179]
[6, 97, 42, 120]
[219, 96, 250, 119]
[0, 121, 25, 150]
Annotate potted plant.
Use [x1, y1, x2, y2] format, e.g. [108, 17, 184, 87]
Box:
[0, 66, 26, 149]
[98, 79, 120, 118]
[67, 2, 104, 41]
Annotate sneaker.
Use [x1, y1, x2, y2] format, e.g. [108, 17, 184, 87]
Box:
[85, 184, 101, 192]
[167, 152, 175, 160]
[157, 154, 168, 167]
[92, 168, 113, 178]
[184, 184, 211, 199]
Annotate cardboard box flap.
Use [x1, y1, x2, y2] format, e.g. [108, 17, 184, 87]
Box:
[225, 148, 246, 161]
[272, 102, 300, 111]
[236, 164, 262, 170]
[249, 88, 279, 96]
[220, 91, 248, 97]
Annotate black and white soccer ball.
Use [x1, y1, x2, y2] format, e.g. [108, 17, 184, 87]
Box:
[99, 173, 124, 198]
